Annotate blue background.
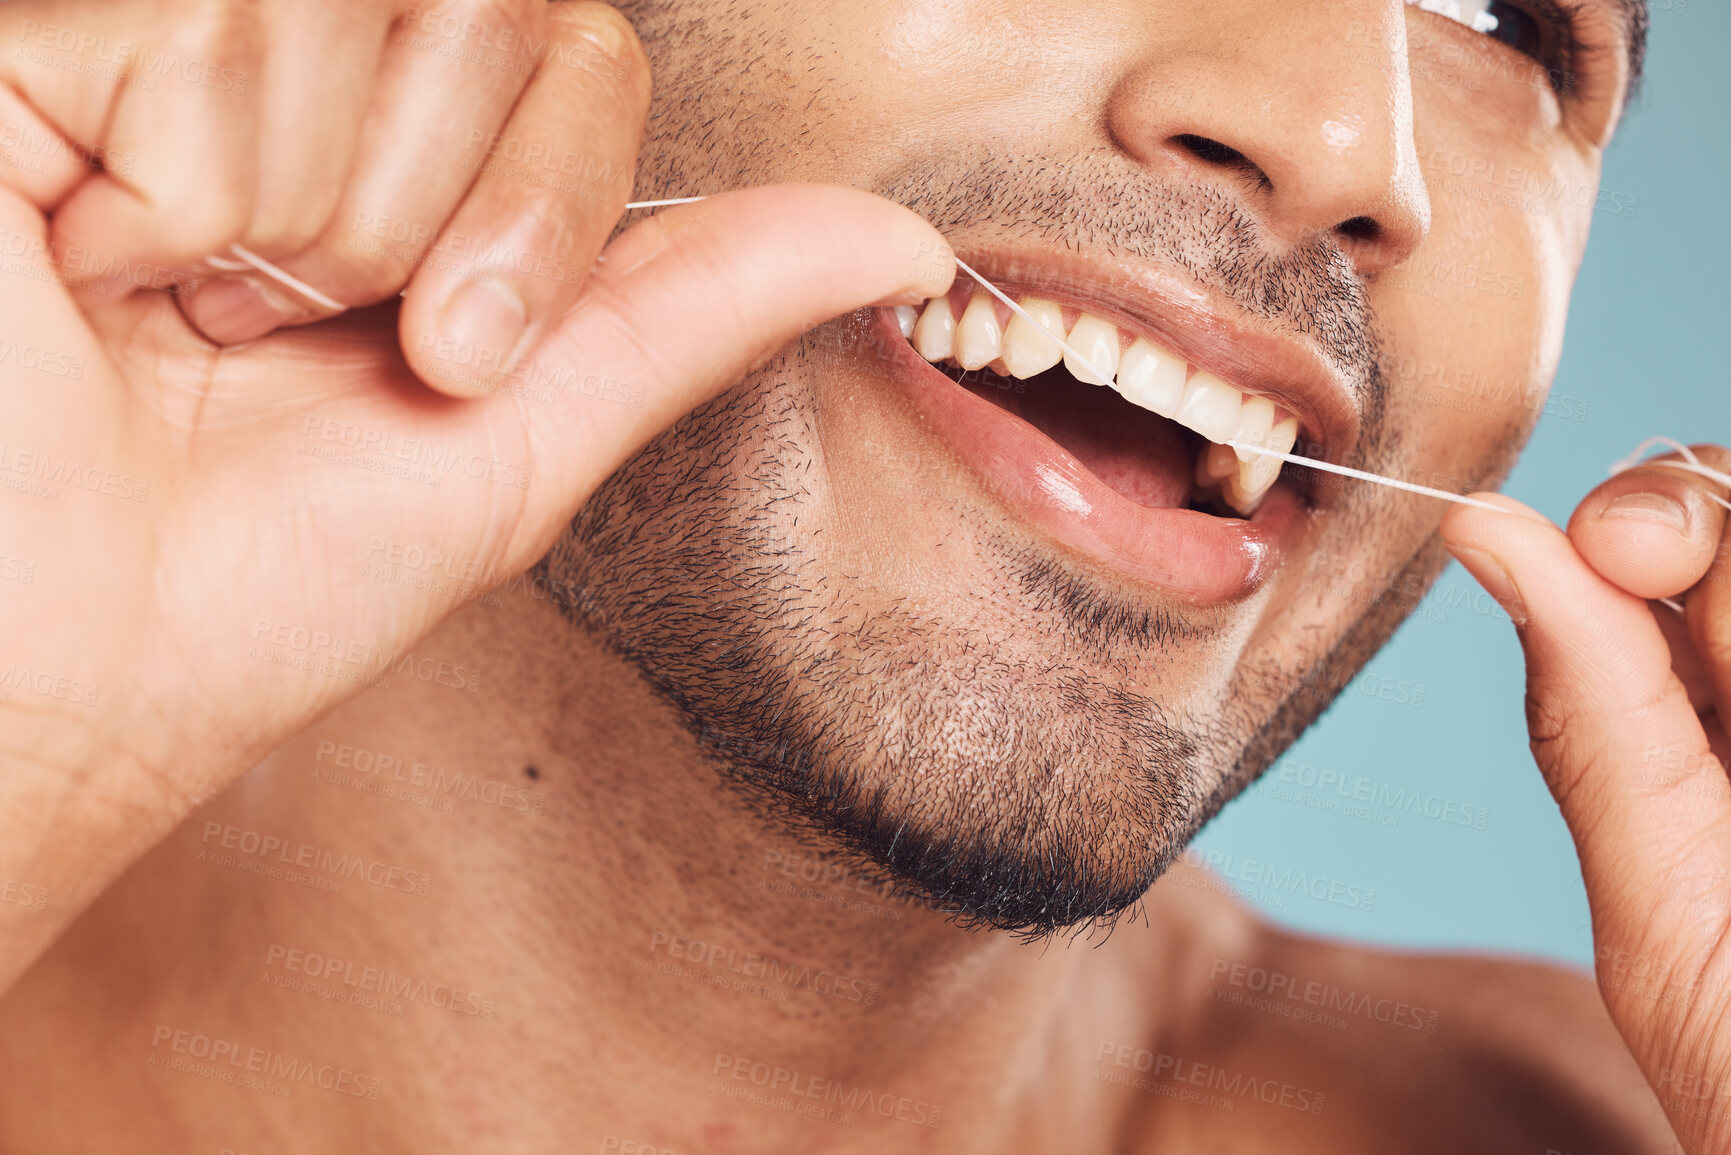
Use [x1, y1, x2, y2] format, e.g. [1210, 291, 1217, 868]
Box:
[1188, 0, 1727, 970]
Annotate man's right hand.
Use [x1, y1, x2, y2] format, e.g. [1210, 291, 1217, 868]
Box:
[0, 0, 953, 994]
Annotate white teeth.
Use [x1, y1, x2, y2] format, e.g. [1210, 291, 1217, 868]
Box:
[1001, 297, 1066, 378]
[1267, 414, 1299, 458]
[1115, 338, 1187, 417]
[1063, 314, 1120, 386]
[895, 305, 918, 339]
[1174, 371, 1242, 444]
[954, 292, 1004, 371]
[1223, 415, 1299, 514]
[1230, 395, 1275, 462]
[1197, 441, 1240, 487]
[912, 296, 956, 362]
[901, 288, 1306, 514]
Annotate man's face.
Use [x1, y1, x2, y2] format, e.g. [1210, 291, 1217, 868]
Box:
[543, 0, 1634, 931]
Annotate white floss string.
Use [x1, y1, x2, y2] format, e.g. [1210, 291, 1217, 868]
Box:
[205, 244, 347, 312]
[1609, 436, 1731, 512]
[1223, 443, 1508, 512]
[207, 201, 704, 312]
[951, 255, 1509, 513]
[225, 195, 1724, 535]
[1608, 436, 1731, 614]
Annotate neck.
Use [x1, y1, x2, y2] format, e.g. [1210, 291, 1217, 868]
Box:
[28, 593, 1197, 1151]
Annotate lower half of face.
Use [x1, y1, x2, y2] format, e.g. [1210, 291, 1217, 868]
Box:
[550, 0, 1591, 935]
[540, 305, 1518, 934]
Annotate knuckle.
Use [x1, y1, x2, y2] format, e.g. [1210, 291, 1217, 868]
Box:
[314, 206, 442, 303]
[1695, 601, 1731, 668]
[546, 3, 650, 94]
[175, 0, 263, 70]
[247, 206, 340, 263]
[305, 245, 418, 308]
[438, 0, 547, 47]
[1523, 688, 1608, 813]
[330, 259, 417, 309]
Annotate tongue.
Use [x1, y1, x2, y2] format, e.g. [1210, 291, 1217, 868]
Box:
[960, 367, 1194, 508]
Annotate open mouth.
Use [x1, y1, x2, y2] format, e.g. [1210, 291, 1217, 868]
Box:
[896, 281, 1314, 519]
[871, 267, 1344, 604]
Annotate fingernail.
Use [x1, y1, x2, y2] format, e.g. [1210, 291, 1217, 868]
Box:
[1599, 491, 1690, 535]
[439, 278, 527, 375]
[1452, 545, 1527, 627]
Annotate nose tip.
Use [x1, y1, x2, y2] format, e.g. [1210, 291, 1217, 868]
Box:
[1109, 3, 1431, 276]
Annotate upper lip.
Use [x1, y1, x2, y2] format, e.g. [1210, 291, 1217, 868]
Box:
[948, 239, 1364, 494]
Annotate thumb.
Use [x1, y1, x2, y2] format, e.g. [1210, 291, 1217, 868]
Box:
[1440, 495, 1731, 1006]
[403, 182, 954, 563]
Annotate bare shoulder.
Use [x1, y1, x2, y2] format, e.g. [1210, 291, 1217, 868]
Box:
[1103, 869, 1682, 1154]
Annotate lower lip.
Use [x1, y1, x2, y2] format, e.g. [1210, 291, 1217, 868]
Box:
[872, 310, 1305, 604]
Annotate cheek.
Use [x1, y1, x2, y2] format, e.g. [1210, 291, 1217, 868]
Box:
[1369, 190, 1566, 487]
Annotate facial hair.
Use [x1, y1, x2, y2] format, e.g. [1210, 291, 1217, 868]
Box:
[537, 21, 1455, 934]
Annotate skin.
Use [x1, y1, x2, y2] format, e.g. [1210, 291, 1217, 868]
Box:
[0, 0, 1727, 1151]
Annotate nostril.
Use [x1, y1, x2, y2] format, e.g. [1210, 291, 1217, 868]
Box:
[1336, 216, 1382, 242]
[1172, 133, 1271, 191]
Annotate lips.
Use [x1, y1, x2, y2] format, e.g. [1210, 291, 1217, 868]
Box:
[903, 283, 1304, 513]
[865, 254, 1356, 604]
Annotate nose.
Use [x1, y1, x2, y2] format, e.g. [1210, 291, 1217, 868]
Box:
[1105, 0, 1429, 276]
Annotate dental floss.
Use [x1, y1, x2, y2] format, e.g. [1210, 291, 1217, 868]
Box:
[622, 196, 711, 209]
[1223, 442, 1509, 512]
[220, 202, 701, 309]
[1609, 436, 1731, 513]
[950, 256, 1120, 386]
[952, 254, 1517, 513]
[212, 244, 347, 312]
[221, 195, 1725, 534]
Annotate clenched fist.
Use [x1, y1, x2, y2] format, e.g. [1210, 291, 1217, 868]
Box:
[0, 0, 953, 995]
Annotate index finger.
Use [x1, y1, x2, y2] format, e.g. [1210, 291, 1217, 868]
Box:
[399, 1, 650, 398]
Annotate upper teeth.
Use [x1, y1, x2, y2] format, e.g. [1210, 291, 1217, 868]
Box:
[900, 289, 1301, 514]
